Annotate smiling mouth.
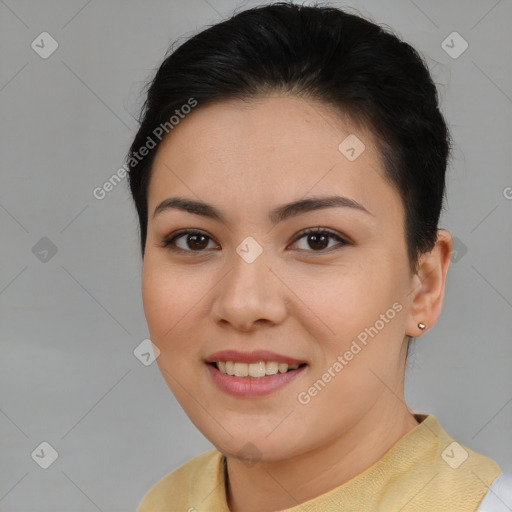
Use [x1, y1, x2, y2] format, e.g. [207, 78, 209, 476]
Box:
[208, 361, 307, 378]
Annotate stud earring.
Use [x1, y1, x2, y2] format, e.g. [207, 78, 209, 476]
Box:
[418, 322, 426, 330]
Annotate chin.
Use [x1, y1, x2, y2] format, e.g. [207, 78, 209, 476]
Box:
[202, 423, 307, 463]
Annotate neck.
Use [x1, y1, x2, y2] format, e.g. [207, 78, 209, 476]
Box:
[225, 399, 419, 512]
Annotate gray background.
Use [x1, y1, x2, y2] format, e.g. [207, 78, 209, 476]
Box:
[1, 0, 511, 510]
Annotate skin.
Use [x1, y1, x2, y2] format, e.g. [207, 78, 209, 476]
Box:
[141, 94, 453, 512]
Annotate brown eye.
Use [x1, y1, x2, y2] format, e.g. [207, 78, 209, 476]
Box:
[161, 227, 348, 254]
[306, 233, 329, 250]
[161, 230, 219, 253]
[291, 228, 348, 252]
[184, 233, 209, 250]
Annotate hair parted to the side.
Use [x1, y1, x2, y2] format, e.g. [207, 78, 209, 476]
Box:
[126, 2, 450, 272]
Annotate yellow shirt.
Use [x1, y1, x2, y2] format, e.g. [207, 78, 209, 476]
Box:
[138, 414, 501, 511]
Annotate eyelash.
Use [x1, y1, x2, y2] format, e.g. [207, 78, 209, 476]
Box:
[160, 227, 349, 255]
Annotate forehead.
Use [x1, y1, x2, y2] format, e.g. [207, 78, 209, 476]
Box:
[148, 94, 403, 224]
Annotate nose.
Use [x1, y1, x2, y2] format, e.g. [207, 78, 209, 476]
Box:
[211, 251, 288, 331]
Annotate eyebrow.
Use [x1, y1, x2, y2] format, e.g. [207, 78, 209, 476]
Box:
[152, 195, 373, 224]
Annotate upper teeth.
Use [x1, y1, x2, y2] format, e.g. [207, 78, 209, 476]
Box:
[217, 361, 300, 377]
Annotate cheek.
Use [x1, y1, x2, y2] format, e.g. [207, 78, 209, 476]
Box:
[141, 260, 205, 401]
[141, 267, 171, 336]
[293, 257, 393, 331]
[295, 252, 408, 367]
[141, 257, 200, 348]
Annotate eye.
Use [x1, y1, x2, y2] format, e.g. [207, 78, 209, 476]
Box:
[290, 227, 348, 252]
[160, 227, 349, 254]
[160, 229, 219, 253]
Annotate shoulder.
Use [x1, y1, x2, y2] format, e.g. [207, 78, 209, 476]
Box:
[137, 449, 224, 511]
[476, 472, 512, 512]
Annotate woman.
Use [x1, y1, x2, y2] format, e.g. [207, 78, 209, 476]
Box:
[127, 3, 511, 511]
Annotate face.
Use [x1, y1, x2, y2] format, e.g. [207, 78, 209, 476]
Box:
[141, 94, 416, 461]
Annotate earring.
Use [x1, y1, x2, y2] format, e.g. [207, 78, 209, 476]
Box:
[418, 322, 426, 330]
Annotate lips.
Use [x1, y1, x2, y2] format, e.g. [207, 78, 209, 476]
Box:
[204, 349, 308, 397]
[205, 349, 306, 366]
[206, 361, 307, 397]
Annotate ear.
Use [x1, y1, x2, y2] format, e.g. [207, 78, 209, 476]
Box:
[406, 229, 453, 337]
